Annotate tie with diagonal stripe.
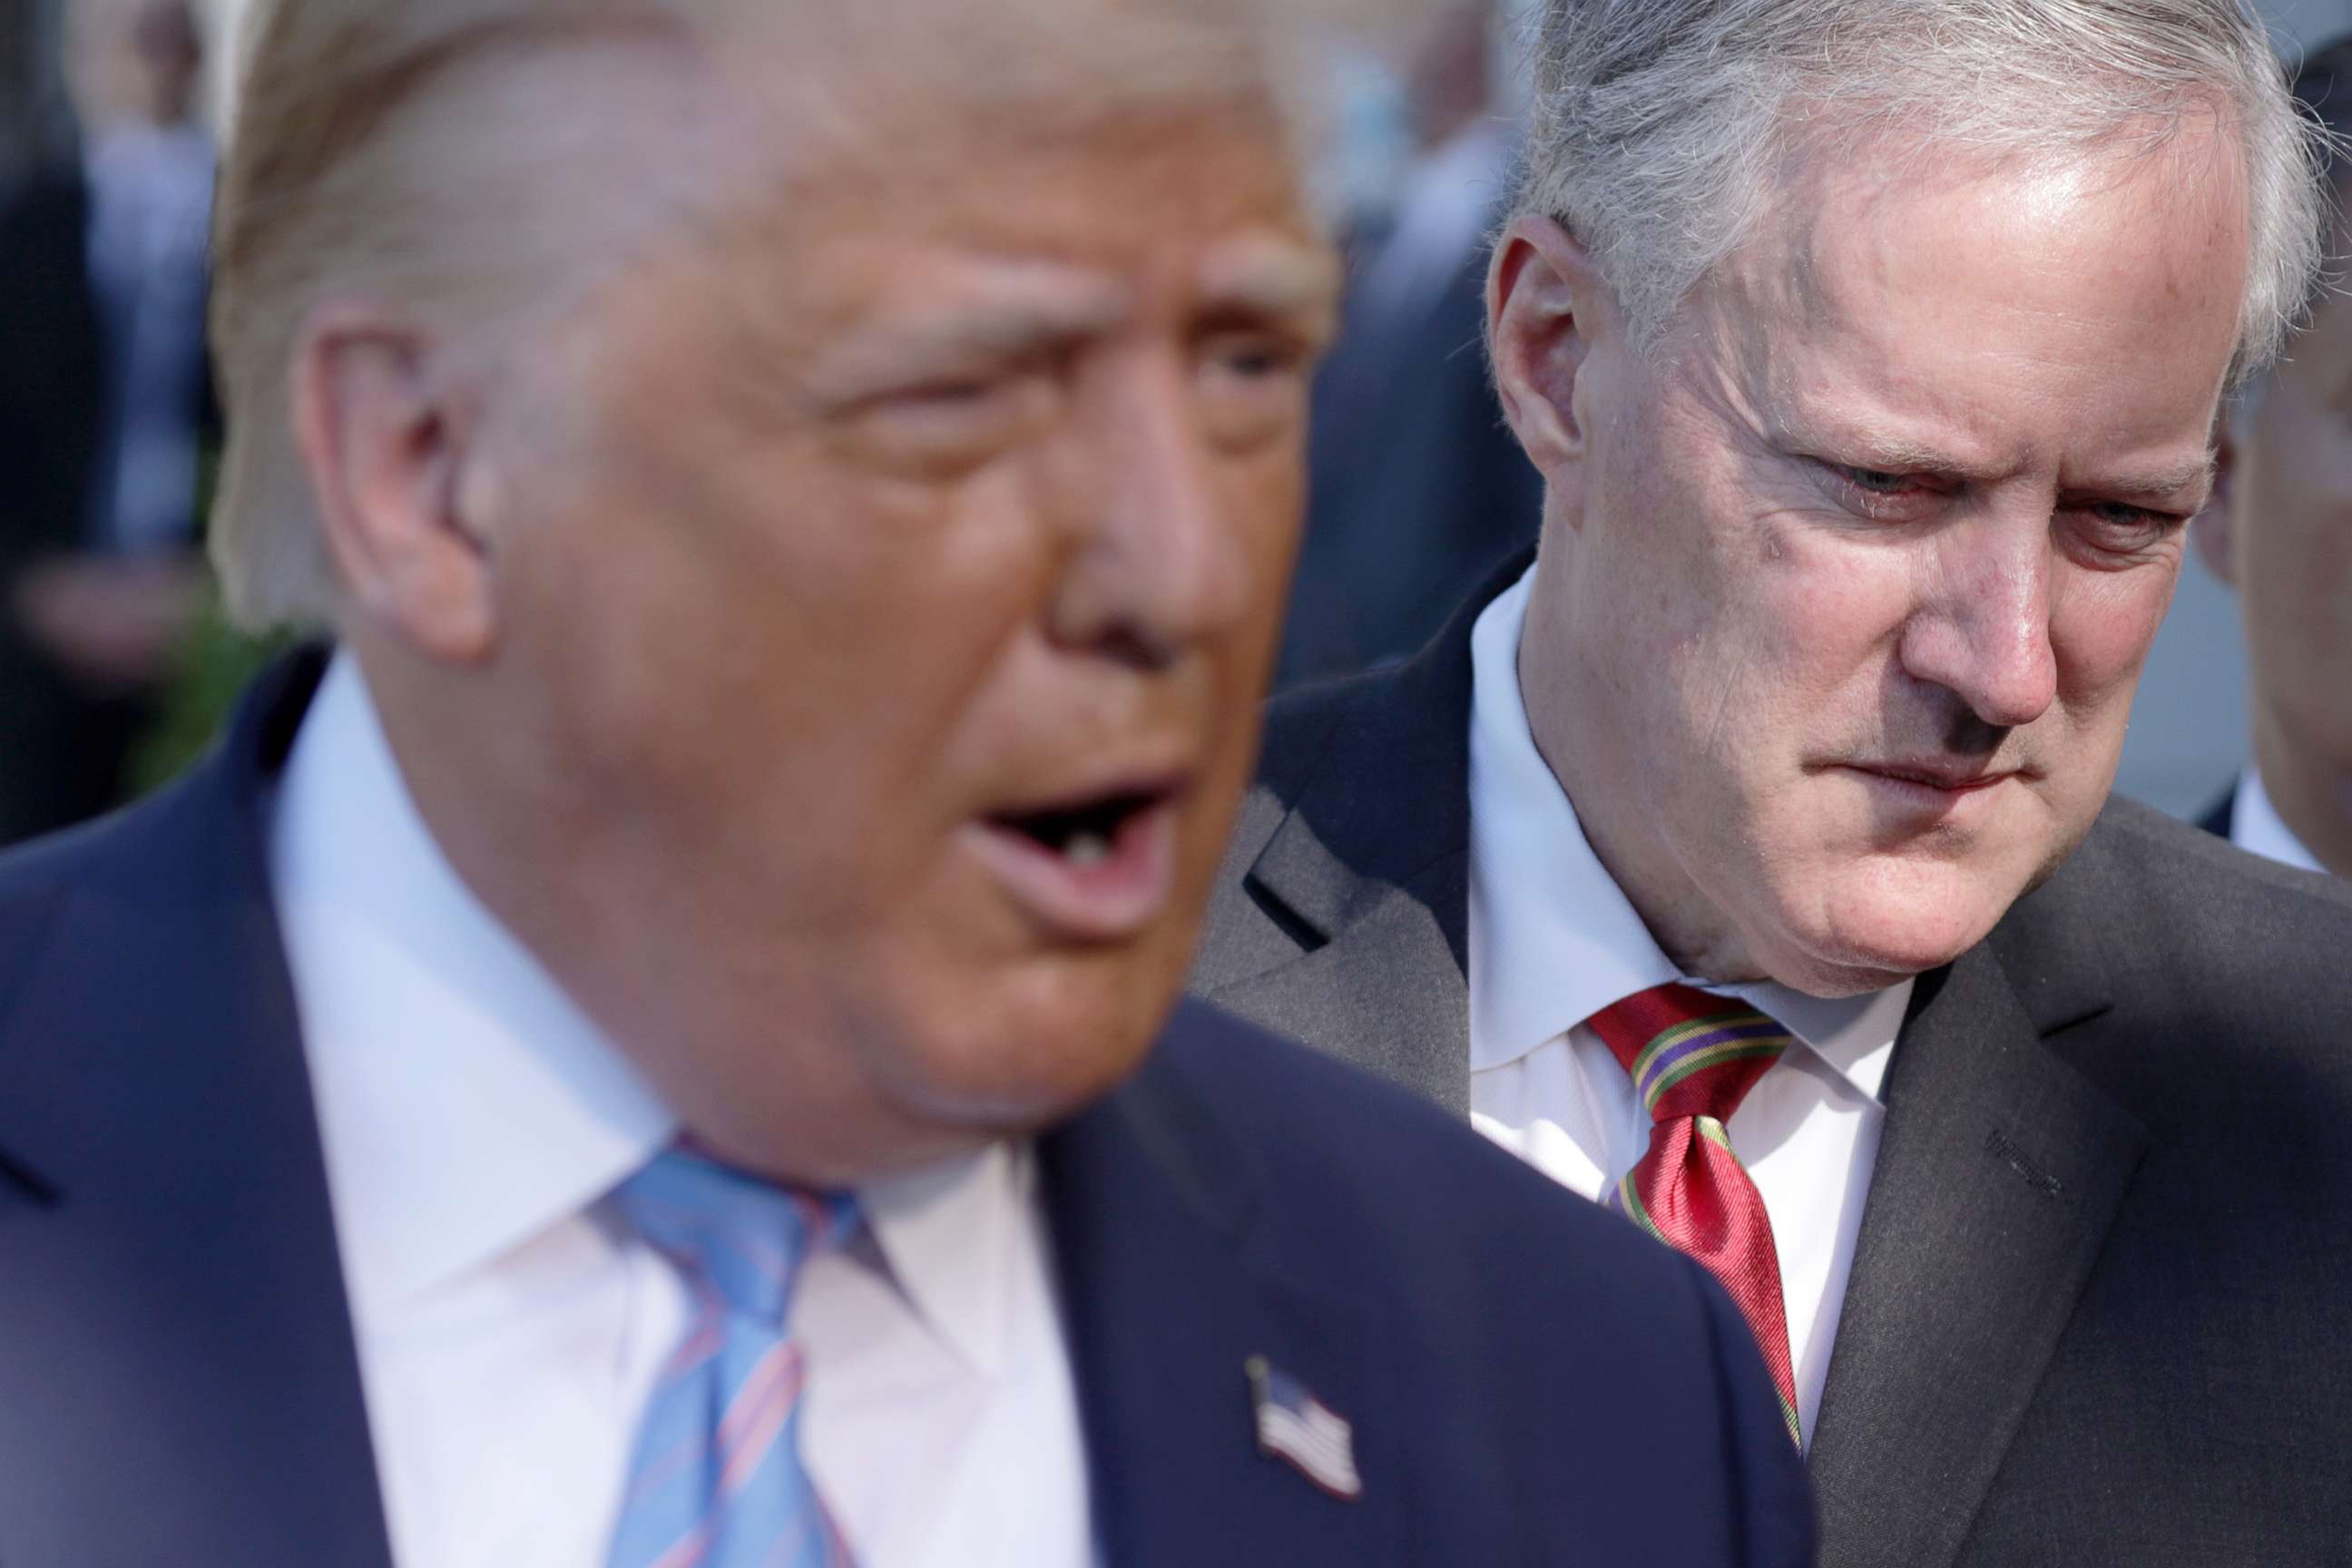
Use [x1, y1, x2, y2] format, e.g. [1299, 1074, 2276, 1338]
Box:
[1588, 983, 1804, 1446]
[606, 1149, 860, 1568]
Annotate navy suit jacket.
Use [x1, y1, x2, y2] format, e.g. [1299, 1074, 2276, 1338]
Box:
[1279, 235, 1544, 691]
[2198, 785, 2236, 841]
[0, 654, 1814, 1566]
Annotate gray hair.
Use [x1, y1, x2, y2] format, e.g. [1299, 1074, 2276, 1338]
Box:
[2236, 30, 2352, 418]
[1514, 0, 2328, 385]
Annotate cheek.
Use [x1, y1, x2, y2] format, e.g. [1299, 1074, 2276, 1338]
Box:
[2050, 560, 2179, 711]
[1650, 517, 1916, 773]
[2241, 443, 2352, 681]
[517, 431, 1056, 877]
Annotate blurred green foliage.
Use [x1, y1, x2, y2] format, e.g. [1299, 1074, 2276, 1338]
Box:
[129, 581, 295, 797]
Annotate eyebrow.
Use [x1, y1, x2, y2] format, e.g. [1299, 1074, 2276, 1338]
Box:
[808, 271, 1136, 404]
[1777, 413, 2217, 506]
[2064, 452, 2219, 506]
[1194, 234, 1343, 333]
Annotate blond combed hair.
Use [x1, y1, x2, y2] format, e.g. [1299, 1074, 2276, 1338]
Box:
[209, 0, 1308, 630]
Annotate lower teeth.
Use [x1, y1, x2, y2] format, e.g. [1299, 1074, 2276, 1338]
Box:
[1065, 831, 1112, 866]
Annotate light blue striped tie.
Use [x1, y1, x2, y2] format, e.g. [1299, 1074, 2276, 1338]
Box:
[606, 1149, 859, 1568]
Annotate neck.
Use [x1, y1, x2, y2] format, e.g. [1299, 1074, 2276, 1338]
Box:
[1515, 552, 1765, 984]
[351, 641, 979, 1188]
[2251, 705, 2352, 878]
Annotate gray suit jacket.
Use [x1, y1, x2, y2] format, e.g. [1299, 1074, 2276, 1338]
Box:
[1195, 554, 2352, 1567]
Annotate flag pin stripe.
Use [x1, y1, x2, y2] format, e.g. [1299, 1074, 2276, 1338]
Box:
[1246, 1355, 1362, 1502]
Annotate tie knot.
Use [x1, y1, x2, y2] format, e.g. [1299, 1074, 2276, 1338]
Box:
[1587, 983, 1793, 1126]
[614, 1149, 858, 1328]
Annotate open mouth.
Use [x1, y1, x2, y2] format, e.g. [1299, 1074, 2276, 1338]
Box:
[989, 789, 1164, 865]
[966, 778, 1189, 941]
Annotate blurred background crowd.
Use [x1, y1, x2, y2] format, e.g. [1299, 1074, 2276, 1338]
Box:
[0, 0, 2345, 847]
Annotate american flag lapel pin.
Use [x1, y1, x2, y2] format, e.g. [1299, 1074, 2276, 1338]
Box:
[1246, 1355, 1363, 1502]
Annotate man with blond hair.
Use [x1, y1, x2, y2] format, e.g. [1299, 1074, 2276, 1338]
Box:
[0, 1, 1813, 1565]
[1198, 0, 2352, 1563]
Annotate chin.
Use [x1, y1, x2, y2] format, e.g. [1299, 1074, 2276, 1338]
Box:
[879, 943, 1181, 1133]
[1751, 858, 2023, 995]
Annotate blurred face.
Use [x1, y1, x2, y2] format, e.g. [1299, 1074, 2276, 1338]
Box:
[341, 30, 1336, 1179]
[68, 0, 200, 131]
[2209, 234, 2352, 829]
[1511, 129, 2246, 994]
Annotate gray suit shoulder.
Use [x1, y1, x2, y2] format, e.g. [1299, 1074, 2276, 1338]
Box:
[2034, 795, 2352, 980]
[1195, 673, 1369, 989]
[2000, 796, 2352, 1122]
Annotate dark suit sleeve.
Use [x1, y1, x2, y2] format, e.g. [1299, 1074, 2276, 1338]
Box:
[1690, 1258, 1818, 1568]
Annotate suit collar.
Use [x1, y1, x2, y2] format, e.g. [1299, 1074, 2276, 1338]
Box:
[1039, 1004, 1399, 1568]
[2196, 781, 2239, 841]
[0, 647, 397, 1568]
[1213, 554, 1526, 1112]
[2230, 765, 2327, 875]
[1242, 551, 1516, 956]
[1809, 923, 2141, 1568]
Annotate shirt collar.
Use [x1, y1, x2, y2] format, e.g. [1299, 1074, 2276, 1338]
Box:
[2232, 766, 2327, 876]
[1465, 566, 1909, 1104]
[270, 653, 1030, 1378]
[855, 1143, 1032, 1381]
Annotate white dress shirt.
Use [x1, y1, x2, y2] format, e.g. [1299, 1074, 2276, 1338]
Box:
[270, 655, 1095, 1568]
[2230, 766, 2328, 876]
[1465, 568, 1913, 1443]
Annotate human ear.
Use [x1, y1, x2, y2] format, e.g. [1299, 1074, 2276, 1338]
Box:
[292, 301, 499, 663]
[1487, 213, 1613, 483]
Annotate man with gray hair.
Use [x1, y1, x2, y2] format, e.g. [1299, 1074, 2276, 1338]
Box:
[0, 0, 1816, 1564]
[1198, 1, 2352, 1562]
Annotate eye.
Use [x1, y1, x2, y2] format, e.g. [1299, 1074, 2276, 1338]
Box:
[1838, 466, 1912, 495]
[1196, 331, 1315, 449]
[2069, 500, 2184, 556]
[1216, 338, 1299, 380]
[1815, 459, 1942, 523]
[848, 374, 1058, 478]
[899, 377, 1001, 408]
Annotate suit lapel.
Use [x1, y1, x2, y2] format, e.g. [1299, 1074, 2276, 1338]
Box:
[1205, 554, 1527, 1109]
[1214, 844, 1471, 1112]
[0, 653, 394, 1568]
[1040, 1008, 1401, 1568]
[1810, 942, 2146, 1568]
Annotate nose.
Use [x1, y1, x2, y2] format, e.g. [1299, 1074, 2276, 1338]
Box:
[1044, 350, 1259, 669]
[1896, 518, 2060, 731]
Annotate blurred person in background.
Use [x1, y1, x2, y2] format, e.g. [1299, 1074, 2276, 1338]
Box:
[2195, 34, 2352, 878]
[0, 1, 1815, 1564]
[1277, 0, 1542, 687]
[0, 0, 211, 846]
[1198, 1, 2352, 1563]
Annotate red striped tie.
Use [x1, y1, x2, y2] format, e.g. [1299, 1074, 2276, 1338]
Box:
[1589, 983, 1803, 1445]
